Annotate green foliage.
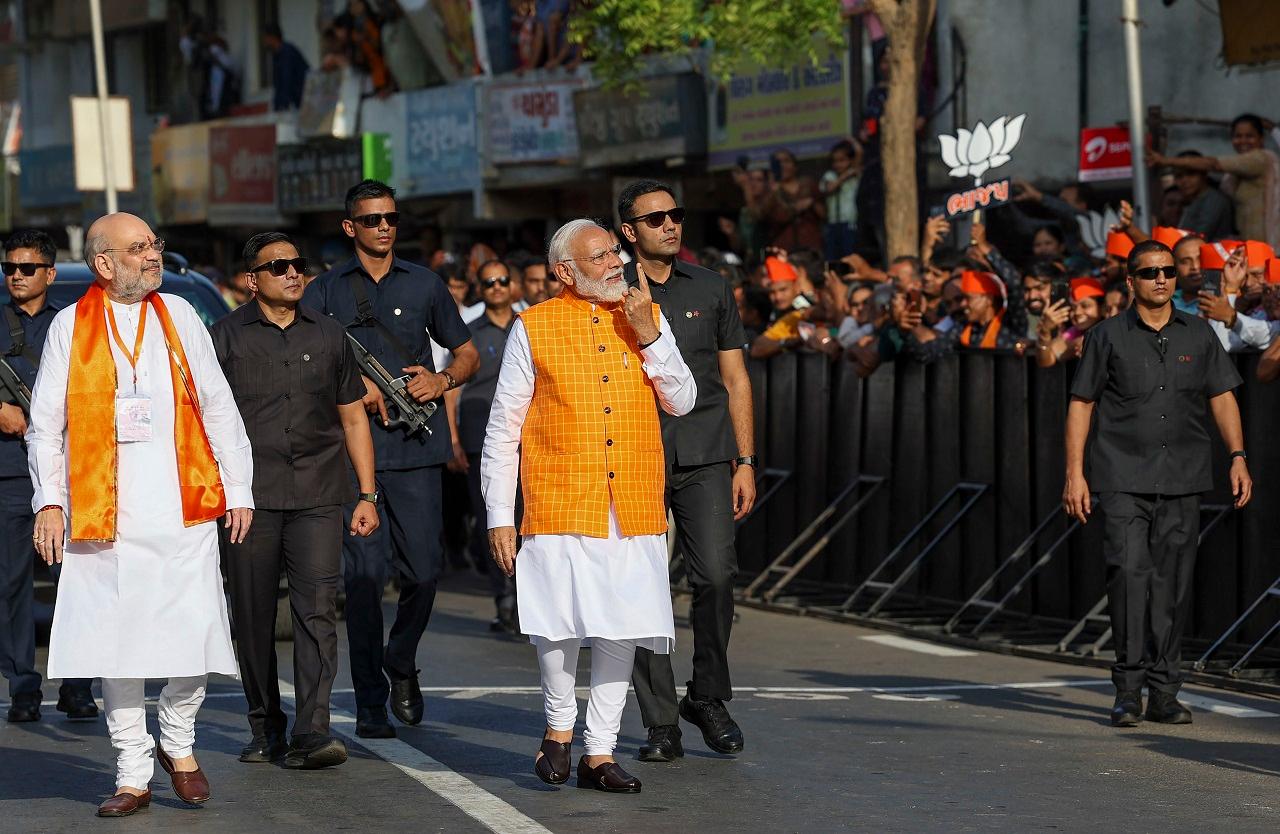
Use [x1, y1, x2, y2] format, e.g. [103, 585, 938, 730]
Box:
[570, 0, 846, 88]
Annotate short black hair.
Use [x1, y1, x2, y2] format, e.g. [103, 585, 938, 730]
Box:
[345, 179, 396, 218]
[830, 140, 856, 157]
[618, 179, 675, 224]
[1026, 259, 1066, 282]
[243, 231, 294, 269]
[890, 255, 923, 275]
[264, 22, 282, 39]
[4, 228, 56, 262]
[1035, 223, 1066, 245]
[1176, 149, 1204, 159]
[1173, 233, 1205, 256]
[788, 248, 823, 280]
[1231, 113, 1265, 137]
[1126, 239, 1174, 275]
[930, 248, 966, 271]
[476, 259, 508, 280]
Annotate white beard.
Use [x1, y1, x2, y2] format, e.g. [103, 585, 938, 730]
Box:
[575, 267, 626, 303]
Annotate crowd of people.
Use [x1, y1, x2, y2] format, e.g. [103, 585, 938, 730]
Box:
[708, 112, 1280, 383]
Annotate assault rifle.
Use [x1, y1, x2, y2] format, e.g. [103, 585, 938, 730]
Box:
[0, 355, 31, 414]
[344, 331, 437, 436]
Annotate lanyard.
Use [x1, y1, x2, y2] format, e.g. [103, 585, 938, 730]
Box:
[106, 301, 147, 387]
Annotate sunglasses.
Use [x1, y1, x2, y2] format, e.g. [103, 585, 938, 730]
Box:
[624, 207, 686, 228]
[350, 212, 400, 228]
[481, 276, 511, 288]
[1131, 265, 1177, 281]
[1, 261, 52, 277]
[250, 257, 308, 277]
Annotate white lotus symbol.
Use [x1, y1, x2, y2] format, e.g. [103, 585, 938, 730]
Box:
[939, 114, 1027, 180]
[1077, 206, 1121, 259]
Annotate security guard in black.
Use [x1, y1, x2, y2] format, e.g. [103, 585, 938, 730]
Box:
[1065, 240, 1251, 726]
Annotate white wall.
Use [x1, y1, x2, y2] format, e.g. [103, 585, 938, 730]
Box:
[935, 0, 1280, 184]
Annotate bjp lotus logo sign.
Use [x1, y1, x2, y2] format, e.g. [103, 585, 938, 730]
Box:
[938, 114, 1026, 219]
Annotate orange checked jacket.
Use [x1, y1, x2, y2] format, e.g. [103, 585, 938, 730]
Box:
[518, 291, 667, 538]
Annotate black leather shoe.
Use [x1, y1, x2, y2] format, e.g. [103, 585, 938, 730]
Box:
[387, 669, 424, 726]
[239, 735, 288, 763]
[576, 757, 641, 793]
[1145, 691, 1193, 725]
[637, 725, 684, 763]
[1111, 689, 1143, 727]
[534, 737, 572, 785]
[283, 734, 348, 769]
[6, 693, 41, 723]
[355, 706, 397, 739]
[679, 692, 744, 754]
[57, 684, 99, 721]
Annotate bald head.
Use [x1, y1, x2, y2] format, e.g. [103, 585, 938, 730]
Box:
[85, 213, 164, 302]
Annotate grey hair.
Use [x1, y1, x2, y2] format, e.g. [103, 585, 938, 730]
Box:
[83, 233, 110, 271]
[546, 218, 603, 267]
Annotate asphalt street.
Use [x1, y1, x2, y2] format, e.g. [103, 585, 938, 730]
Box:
[2, 571, 1278, 833]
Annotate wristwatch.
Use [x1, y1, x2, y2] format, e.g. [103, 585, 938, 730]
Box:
[735, 455, 759, 468]
[359, 491, 380, 505]
[1230, 450, 1247, 462]
[441, 369, 457, 391]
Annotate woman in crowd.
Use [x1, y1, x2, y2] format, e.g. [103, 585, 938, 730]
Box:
[763, 149, 825, 252]
[1035, 277, 1105, 368]
[1149, 113, 1280, 248]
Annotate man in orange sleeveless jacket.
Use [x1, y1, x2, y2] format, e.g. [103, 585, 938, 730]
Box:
[481, 218, 696, 794]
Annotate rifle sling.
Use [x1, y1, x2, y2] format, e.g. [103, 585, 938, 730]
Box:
[345, 272, 423, 368]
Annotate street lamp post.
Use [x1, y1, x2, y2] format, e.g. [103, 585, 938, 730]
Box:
[88, 0, 117, 214]
[1121, 0, 1149, 231]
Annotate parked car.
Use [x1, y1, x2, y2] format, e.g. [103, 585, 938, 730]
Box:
[0, 256, 231, 325]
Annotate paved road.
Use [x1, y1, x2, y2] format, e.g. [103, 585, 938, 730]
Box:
[3, 571, 1278, 832]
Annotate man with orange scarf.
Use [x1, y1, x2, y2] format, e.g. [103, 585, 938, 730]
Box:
[908, 268, 1029, 360]
[25, 213, 253, 818]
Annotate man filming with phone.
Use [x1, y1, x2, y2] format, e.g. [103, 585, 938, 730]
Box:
[1198, 244, 1271, 352]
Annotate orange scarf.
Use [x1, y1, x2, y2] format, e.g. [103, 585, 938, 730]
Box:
[960, 311, 1004, 349]
[66, 283, 226, 542]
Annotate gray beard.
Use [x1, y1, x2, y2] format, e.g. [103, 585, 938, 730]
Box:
[111, 267, 161, 302]
[575, 269, 626, 304]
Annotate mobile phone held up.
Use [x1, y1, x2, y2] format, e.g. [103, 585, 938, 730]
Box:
[1201, 270, 1222, 298]
[827, 260, 854, 279]
[1051, 280, 1069, 307]
[906, 288, 923, 312]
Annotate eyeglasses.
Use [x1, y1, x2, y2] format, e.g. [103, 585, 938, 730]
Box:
[624, 207, 686, 229]
[1, 262, 52, 276]
[567, 243, 623, 267]
[104, 239, 165, 257]
[250, 257, 308, 277]
[1131, 265, 1177, 281]
[481, 276, 511, 288]
[350, 212, 400, 228]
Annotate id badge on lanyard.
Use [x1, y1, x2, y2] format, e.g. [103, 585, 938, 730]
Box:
[108, 303, 153, 443]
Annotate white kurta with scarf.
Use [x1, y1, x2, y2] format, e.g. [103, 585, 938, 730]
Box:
[480, 314, 696, 653]
[27, 294, 253, 680]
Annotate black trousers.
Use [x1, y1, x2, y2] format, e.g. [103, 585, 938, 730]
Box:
[0, 476, 40, 698]
[1100, 491, 1200, 695]
[632, 462, 738, 727]
[223, 505, 342, 739]
[465, 452, 517, 608]
[343, 466, 443, 709]
[0, 476, 90, 700]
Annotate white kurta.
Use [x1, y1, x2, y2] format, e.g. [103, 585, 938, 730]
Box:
[27, 294, 254, 680]
[481, 312, 696, 653]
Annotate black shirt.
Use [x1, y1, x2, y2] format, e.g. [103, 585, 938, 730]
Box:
[0, 300, 59, 479]
[211, 301, 366, 510]
[457, 309, 514, 456]
[303, 255, 471, 470]
[1070, 305, 1241, 495]
[624, 259, 747, 467]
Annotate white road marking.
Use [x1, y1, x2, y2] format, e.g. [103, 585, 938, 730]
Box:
[277, 679, 552, 834]
[859, 634, 978, 657]
[872, 693, 961, 702]
[1178, 693, 1278, 719]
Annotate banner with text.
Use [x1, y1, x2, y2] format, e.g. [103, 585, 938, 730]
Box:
[208, 124, 280, 226]
[1078, 126, 1132, 183]
[708, 48, 850, 169]
[484, 78, 585, 164]
[404, 82, 482, 196]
